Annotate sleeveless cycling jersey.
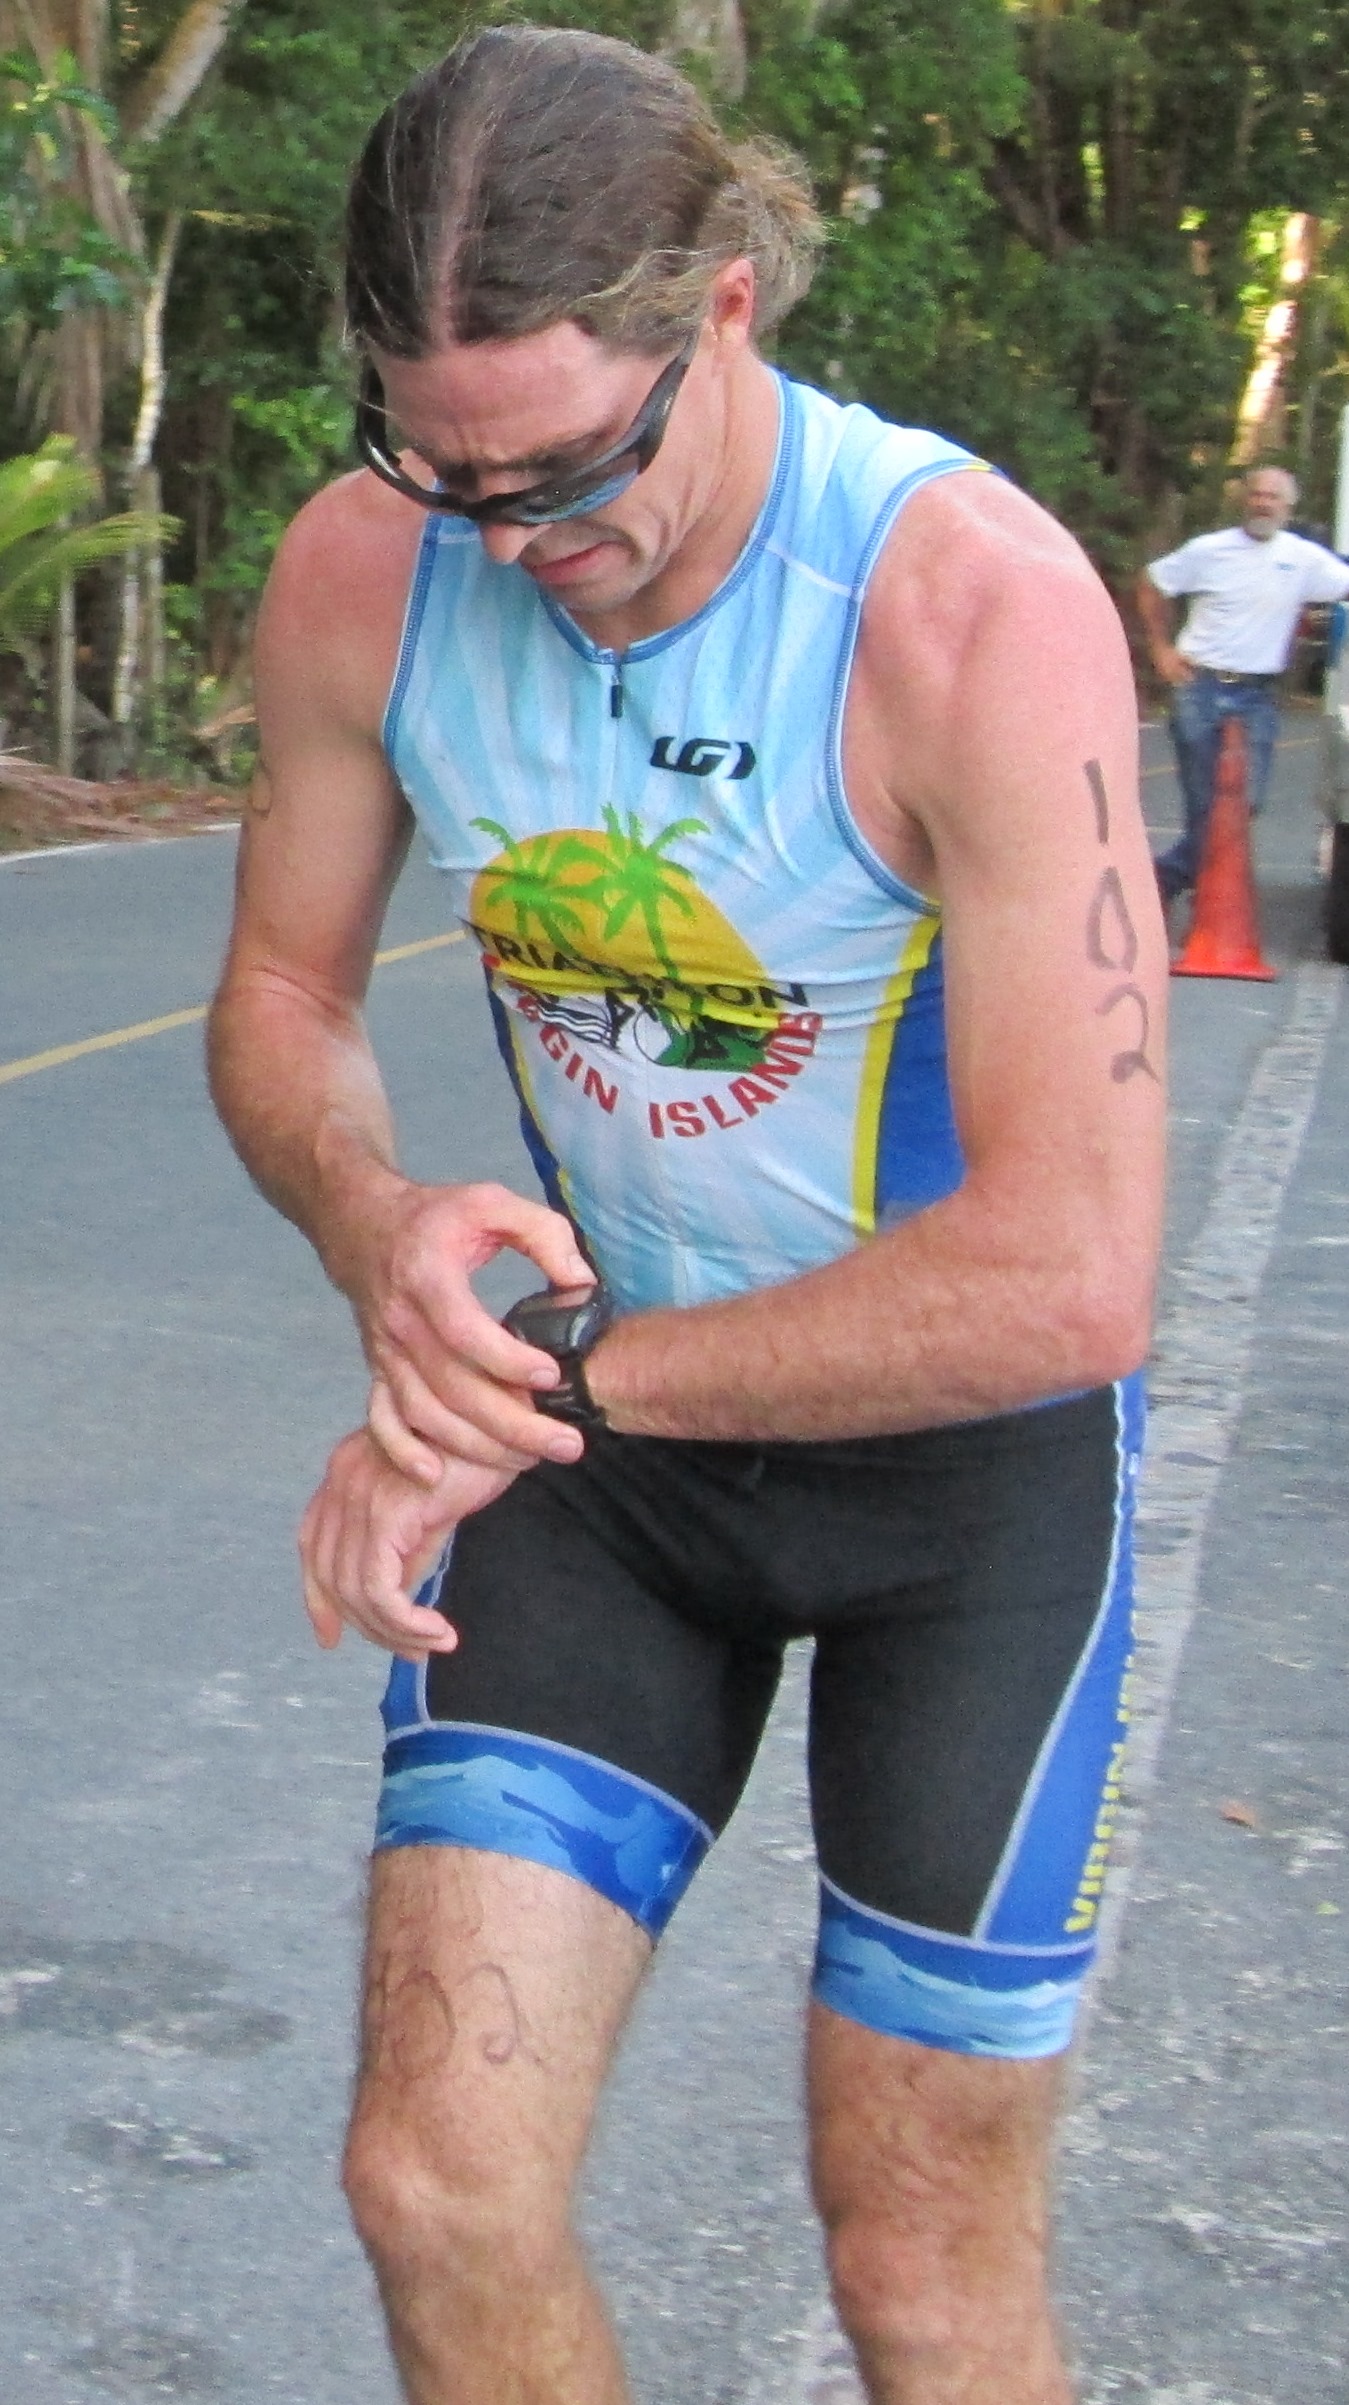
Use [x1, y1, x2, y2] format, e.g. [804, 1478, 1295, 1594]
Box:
[384, 373, 985, 1313]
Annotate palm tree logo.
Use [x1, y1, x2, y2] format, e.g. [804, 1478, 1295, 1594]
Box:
[471, 807, 708, 982]
[587, 804, 709, 983]
[467, 809, 790, 1069]
[470, 818, 607, 954]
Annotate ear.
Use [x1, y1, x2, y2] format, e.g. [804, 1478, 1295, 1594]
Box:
[705, 257, 757, 350]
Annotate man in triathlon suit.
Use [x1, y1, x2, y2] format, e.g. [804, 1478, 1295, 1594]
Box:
[208, 28, 1166, 2405]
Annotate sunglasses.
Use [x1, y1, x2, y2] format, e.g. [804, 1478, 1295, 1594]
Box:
[354, 339, 697, 528]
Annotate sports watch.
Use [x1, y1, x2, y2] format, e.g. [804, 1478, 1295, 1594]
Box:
[502, 1283, 613, 1429]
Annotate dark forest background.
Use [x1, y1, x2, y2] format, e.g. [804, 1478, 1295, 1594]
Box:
[3, 0, 1347, 786]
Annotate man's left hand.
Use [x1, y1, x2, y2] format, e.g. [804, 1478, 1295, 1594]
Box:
[298, 1429, 517, 1660]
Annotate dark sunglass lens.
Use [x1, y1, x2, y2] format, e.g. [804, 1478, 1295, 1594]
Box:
[503, 459, 642, 528]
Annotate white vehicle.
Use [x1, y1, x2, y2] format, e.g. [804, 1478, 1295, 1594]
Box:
[1319, 404, 1349, 961]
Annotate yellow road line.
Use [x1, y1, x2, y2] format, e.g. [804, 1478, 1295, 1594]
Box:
[0, 929, 464, 1089]
[0, 731, 1325, 1082]
[370, 931, 465, 967]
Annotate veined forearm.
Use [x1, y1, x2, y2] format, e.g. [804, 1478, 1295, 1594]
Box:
[587, 1189, 1154, 1442]
[206, 975, 406, 1296]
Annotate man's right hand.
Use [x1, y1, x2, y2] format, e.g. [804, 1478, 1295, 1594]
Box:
[1155, 645, 1195, 689]
[343, 1177, 597, 1485]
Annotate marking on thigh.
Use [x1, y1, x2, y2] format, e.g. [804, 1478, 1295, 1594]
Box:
[363, 1952, 542, 2084]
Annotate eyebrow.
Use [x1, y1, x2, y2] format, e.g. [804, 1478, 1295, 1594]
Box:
[408, 420, 624, 486]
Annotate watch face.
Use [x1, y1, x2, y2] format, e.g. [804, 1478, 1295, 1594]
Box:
[506, 1284, 611, 1358]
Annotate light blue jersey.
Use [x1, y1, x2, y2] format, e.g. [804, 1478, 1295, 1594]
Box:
[384, 373, 985, 1312]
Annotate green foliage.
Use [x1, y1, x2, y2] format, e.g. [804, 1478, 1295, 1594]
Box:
[0, 436, 174, 649]
[747, 0, 1349, 560]
[5, 0, 1349, 725]
[745, 0, 1023, 388]
[0, 49, 135, 330]
[206, 380, 352, 599]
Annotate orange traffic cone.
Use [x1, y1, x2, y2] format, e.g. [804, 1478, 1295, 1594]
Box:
[1171, 716, 1277, 981]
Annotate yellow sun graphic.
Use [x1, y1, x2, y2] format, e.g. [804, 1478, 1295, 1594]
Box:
[468, 810, 778, 1027]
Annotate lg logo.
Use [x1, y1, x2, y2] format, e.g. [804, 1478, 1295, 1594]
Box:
[650, 736, 757, 781]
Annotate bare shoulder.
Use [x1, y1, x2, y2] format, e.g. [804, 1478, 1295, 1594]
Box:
[255, 468, 429, 740]
[860, 468, 1128, 732]
[851, 466, 1134, 856]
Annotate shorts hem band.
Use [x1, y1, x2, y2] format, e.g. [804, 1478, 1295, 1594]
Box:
[812, 1881, 1092, 2058]
[375, 1724, 711, 1938]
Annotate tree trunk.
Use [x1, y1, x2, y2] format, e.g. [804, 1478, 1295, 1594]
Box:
[53, 571, 77, 774]
[1231, 214, 1319, 467]
[11, 0, 248, 459]
[661, 0, 746, 96]
[113, 213, 182, 743]
[1293, 273, 1333, 501]
[120, 0, 247, 145]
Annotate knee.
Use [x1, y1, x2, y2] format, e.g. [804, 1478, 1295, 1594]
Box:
[816, 2120, 1053, 2358]
[825, 2202, 1056, 2362]
[824, 2210, 966, 2355]
[342, 2100, 570, 2296]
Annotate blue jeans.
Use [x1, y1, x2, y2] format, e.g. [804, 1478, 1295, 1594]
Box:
[1155, 671, 1279, 897]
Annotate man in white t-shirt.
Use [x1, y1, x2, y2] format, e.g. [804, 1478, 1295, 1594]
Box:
[1138, 466, 1349, 901]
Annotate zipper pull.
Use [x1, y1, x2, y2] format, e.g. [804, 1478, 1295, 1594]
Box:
[609, 663, 624, 719]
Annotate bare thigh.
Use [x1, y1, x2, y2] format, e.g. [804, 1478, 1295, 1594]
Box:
[810, 2003, 1064, 2224]
[349, 1846, 653, 2213]
[809, 1999, 1070, 2395]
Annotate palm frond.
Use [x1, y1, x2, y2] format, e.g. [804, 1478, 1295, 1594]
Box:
[0, 510, 178, 640]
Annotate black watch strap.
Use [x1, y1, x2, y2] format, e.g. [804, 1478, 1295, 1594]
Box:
[502, 1284, 612, 1430]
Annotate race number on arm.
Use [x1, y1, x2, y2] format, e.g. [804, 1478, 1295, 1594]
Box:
[585, 469, 1166, 1439]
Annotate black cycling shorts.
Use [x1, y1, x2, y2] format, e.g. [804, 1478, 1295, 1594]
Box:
[375, 1376, 1143, 2058]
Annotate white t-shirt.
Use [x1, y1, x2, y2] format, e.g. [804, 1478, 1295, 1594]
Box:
[1147, 526, 1349, 673]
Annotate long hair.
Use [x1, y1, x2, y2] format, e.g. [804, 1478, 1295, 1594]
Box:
[344, 25, 823, 358]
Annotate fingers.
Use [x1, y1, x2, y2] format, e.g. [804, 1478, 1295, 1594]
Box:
[449, 1183, 595, 1292]
[357, 1182, 597, 1468]
[303, 1537, 457, 1659]
[383, 1184, 592, 1390]
[297, 1430, 474, 1662]
[378, 1344, 583, 1470]
[367, 1377, 446, 1485]
[302, 1556, 345, 1650]
[298, 1491, 344, 1649]
[383, 1274, 560, 1398]
[368, 1355, 571, 1476]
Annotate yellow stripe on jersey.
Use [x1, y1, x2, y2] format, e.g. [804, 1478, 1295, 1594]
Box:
[851, 915, 942, 1238]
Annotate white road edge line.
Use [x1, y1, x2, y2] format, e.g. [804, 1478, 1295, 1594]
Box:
[0, 823, 239, 868]
[1090, 958, 1342, 2001]
[752, 957, 1344, 2405]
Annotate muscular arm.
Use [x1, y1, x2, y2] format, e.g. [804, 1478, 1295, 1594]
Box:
[586, 478, 1166, 1440]
[207, 479, 422, 1292]
[208, 474, 595, 1476]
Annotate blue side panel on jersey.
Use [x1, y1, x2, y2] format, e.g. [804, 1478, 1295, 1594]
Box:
[379, 1565, 449, 1735]
[814, 1883, 1093, 2058]
[483, 978, 569, 1218]
[874, 939, 965, 1226]
[376, 1724, 712, 1938]
[982, 1372, 1144, 1947]
[381, 1657, 422, 1734]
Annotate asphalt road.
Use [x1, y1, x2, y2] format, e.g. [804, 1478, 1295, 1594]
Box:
[0, 719, 1344, 2405]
